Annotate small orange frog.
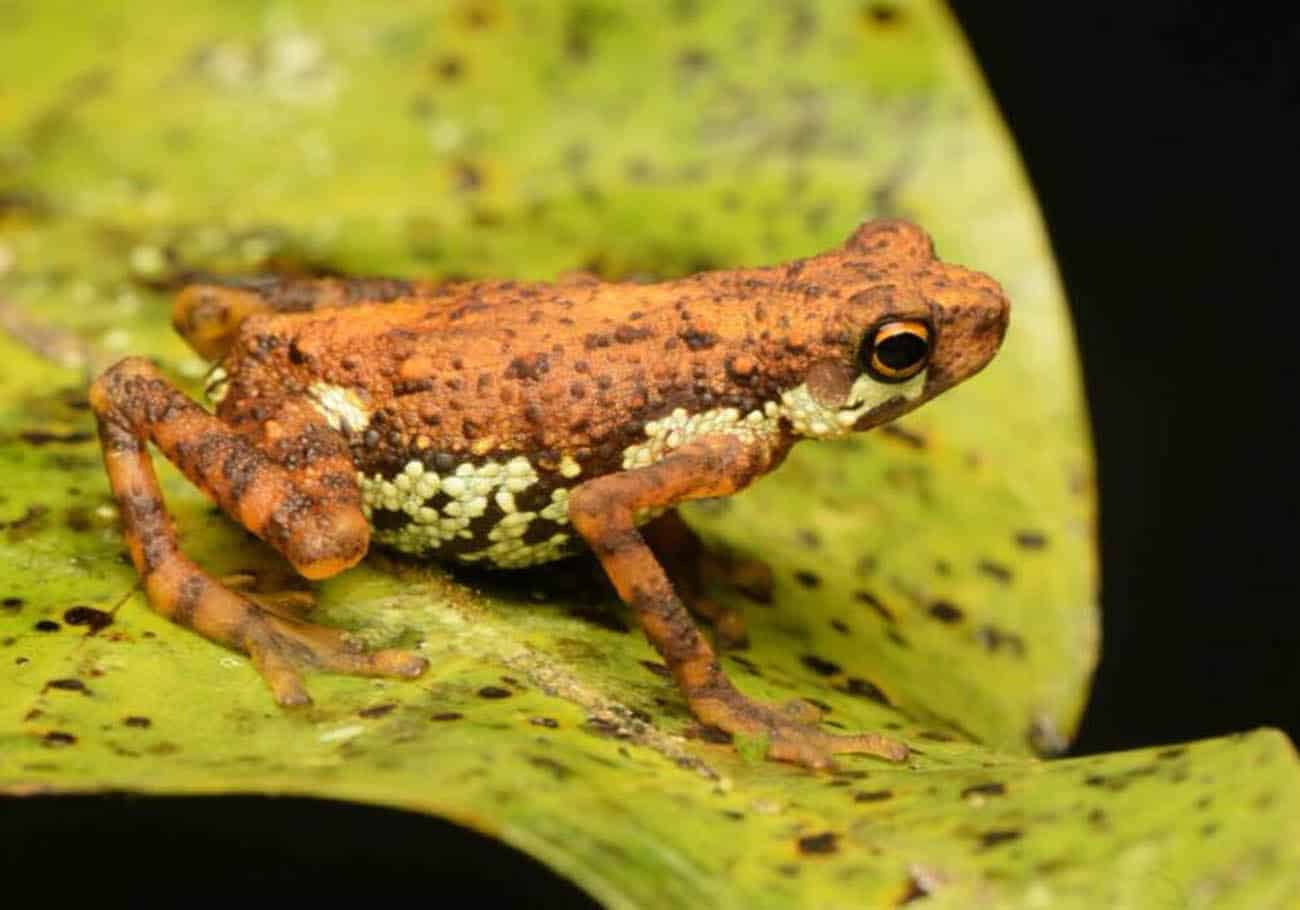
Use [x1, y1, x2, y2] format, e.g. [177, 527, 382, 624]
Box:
[90, 220, 1008, 768]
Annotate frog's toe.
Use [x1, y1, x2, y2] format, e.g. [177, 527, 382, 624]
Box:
[368, 648, 430, 678]
[240, 608, 428, 704]
[692, 691, 908, 769]
[766, 722, 909, 769]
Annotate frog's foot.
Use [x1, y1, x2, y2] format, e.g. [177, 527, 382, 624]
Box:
[238, 606, 429, 706]
[691, 687, 909, 769]
[221, 572, 317, 621]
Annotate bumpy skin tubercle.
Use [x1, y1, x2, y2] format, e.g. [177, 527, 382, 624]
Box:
[92, 219, 1009, 766]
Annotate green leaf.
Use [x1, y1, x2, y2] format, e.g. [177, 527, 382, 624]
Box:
[2, 1, 1297, 907]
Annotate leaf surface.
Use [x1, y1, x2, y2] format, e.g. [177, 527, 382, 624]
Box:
[1, 2, 1296, 907]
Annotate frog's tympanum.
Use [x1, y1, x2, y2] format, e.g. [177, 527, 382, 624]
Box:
[90, 220, 1009, 768]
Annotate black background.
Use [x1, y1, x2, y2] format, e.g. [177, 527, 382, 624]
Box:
[950, 1, 1300, 754]
[6, 3, 1299, 900]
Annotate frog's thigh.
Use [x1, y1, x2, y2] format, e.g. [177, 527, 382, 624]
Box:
[89, 357, 426, 704]
[173, 276, 438, 359]
[91, 357, 367, 578]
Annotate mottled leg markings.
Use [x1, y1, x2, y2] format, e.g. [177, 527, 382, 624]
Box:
[220, 574, 317, 623]
[90, 357, 427, 705]
[642, 510, 749, 649]
[173, 276, 441, 360]
[568, 435, 908, 769]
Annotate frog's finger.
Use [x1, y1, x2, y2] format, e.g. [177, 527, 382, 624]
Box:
[767, 727, 910, 769]
[244, 612, 430, 680]
[246, 635, 314, 707]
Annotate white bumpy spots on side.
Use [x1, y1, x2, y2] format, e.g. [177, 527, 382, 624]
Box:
[620, 368, 928, 471]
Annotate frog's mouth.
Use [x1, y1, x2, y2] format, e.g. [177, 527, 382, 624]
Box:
[840, 370, 928, 433]
[847, 394, 915, 432]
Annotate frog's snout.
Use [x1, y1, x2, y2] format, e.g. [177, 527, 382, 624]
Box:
[922, 268, 1011, 397]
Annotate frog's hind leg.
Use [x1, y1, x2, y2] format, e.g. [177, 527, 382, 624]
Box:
[173, 276, 442, 360]
[89, 356, 427, 705]
[568, 435, 908, 769]
[641, 510, 751, 650]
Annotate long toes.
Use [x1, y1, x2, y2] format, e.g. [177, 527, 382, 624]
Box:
[369, 649, 430, 678]
[248, 642, 313, 706]
[767, 734, 837, 770]
[825, 731, 910, 762]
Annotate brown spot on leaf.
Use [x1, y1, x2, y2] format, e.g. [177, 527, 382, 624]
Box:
[358, 703, 398, 718]
[977, 559, 1014, 584]
[800, 654, 841, 676]
[1014, 530, 1048, 549]
[978, 829, 1023, 850]
[961, 782, 1007, 799]
[841, 677, 891, 705]
[797, 832, 839, 855]
[793, 570, 821, 589]
[63, 605, 113, 633]
[927, 600, 964, 623]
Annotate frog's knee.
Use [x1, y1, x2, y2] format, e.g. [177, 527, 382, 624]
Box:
[173, 284, 267, 360]
[283, 505, 370, 579]
[89, 357, 162, 416]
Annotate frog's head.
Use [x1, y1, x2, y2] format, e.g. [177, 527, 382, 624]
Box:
[781, 219, 1010, 437]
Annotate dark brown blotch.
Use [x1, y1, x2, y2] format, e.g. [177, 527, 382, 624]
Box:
[1014, 530, 1048, 550]
[800, 654, 841, 676]
[358, 703, 398, 718]
[678, 327, 719, 350]
[854, 589, 895, 622]
[840, 676, 891, 705]
[62, 605, 112, 633]
[793, 570, 821, 589]
[977, 559, 1014, 584]
[978, 829, 1023, 850]
[927, 600, 964, 623]
[796, 832, 839, 855]
[961, 782, 1007, 799]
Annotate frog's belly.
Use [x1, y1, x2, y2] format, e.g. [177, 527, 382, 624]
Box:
[356, 455, 664, 569]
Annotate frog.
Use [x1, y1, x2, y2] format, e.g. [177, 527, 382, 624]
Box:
[89, 219, 1009, 769]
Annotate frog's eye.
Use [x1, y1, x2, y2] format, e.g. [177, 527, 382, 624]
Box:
[860, 319, 932, 382]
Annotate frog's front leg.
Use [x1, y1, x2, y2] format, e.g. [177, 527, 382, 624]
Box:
[567, 435, 908, 769]
[89, 357, 428, 705]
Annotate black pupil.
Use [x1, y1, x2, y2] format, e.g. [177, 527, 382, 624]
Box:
[876, 330, 928, 370]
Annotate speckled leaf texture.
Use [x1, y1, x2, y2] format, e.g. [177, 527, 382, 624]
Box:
[1, 2, 1296, 907]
